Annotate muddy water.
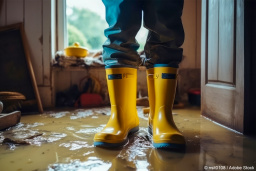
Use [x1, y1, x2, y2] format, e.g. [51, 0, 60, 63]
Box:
[0, 107, 255, 171]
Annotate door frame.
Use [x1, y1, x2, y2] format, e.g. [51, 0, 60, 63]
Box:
[244, 0, 256, 136]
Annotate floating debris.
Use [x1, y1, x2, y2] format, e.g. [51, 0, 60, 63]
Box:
[59, 141, 93, 151]
[48, 159, 111, 171]
[50, 112, 69, 118]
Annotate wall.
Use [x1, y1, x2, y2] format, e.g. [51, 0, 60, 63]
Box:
[181, 0, 201, 69]
[0, 0, 54, 107]
[0, 0, 201, 107]
[178, 0, 202, 102]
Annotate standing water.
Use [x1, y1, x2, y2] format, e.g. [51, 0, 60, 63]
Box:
[0, 107, 255, 171]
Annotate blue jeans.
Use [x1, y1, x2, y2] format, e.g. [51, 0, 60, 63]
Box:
[102, 0, 184, 68]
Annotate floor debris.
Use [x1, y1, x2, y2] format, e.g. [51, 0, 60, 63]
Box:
[0, 107, 255, 171]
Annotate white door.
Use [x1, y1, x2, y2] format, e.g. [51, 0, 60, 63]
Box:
[201, 0, 244, 133]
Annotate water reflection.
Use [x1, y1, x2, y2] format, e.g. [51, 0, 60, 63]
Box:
[0, 107, 255, 171]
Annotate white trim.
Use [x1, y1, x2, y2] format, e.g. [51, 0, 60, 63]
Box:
[42, 0, 52, 85]
[51, 0, 56, 59]
[57, 0, 67, 51]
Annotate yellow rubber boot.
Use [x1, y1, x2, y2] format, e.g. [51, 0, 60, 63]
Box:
[152, 65, 186, 149]
[94, 67, 139, 147]
[146, 68, 155, 134]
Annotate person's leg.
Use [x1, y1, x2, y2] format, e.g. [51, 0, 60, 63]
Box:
[94, 0, 142, 147]
[102, 0, 143, 67]
[143, 0, 184, 68]
[143, 0, 186, 150]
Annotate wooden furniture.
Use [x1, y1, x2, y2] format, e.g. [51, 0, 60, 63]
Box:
[0, 111, 21, 130]
[0, 23, 43, 114]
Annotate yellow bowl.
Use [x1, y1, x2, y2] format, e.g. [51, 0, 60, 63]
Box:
[64, 42, 88, 58]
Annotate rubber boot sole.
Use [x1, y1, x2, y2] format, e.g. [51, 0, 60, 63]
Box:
[94, 126, 139, 148]
[148, 126, 186, 150]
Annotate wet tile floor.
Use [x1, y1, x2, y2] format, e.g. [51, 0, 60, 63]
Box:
[0, 107, 256, 171]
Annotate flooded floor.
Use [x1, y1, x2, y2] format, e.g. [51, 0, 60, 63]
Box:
[0, 107, 256, 171]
